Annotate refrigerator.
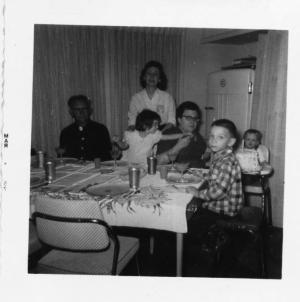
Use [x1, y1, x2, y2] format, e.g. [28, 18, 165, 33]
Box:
[205, 68, 255, 139]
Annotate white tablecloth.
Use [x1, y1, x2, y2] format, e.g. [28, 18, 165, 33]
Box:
[30, 163, 203, 233]
[101, 174, 197, 233]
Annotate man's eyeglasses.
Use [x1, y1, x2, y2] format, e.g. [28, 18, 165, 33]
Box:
[182, 115, 200, 122]
[72, 107, 89, 112]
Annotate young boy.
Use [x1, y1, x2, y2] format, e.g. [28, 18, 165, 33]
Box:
[186, 119, 243, 239]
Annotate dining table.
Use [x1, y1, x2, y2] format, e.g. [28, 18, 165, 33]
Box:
[29, 158, 205, 276]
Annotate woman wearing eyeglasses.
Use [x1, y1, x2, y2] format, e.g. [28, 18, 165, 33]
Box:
[157, 101, 207, 168]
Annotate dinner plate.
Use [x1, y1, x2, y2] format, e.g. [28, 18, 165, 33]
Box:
[30, 176, 47, 189]
[86, 183, 129, 197]
[166, 172, 201, 184]
[101, 160, 128, 167]
[99, 168, 115, 174]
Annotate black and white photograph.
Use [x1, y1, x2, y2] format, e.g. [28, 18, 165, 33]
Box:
[27, 24, 286, 279]
[1, 0, 299, 301]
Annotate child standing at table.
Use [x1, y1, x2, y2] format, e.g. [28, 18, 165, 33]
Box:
[185, 119, 243, 240]
[113, 109, 191, 166]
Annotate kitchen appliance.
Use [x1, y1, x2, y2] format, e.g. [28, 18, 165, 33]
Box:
[205, 68, 255, 139]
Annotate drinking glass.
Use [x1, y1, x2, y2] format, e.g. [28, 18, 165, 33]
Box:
[94, 158, 101, 169]
[111, 144, 119, 169]
[168, 153, 177, 171]
[159, 165, 169, 179]
[55, 147, 65, 165]
[175, 162, 190, 182]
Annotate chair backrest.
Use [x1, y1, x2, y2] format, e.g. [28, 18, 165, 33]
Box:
[34, 194, 110, 251]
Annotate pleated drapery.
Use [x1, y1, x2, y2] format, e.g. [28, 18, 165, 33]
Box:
[251, 31, 288, 227]
[31, 25, 183, 156]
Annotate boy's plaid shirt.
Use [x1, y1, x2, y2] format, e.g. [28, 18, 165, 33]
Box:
[199, 147, 243, 216]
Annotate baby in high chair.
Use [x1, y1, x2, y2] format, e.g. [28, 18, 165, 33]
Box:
[236, 128, 270, 173]
[243, 129, 269, 164]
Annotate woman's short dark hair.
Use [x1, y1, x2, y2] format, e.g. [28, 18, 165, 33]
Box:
[68, 95, 91, 109]
[243, 129, 263, 143]
[135, 109, 161, 131]
[211, 119, 238, 140]
[139, 61, 168, 90]
[176, 101, 202, 120]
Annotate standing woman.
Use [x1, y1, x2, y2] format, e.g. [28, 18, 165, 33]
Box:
[128, 60, 176, 132]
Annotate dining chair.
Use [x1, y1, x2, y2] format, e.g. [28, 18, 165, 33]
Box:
[29, 219, 43, 256]
[214, 206, 267, 278]
[28, 220, 52, 270]
[32, 195, 140, 275]
[204, 177, 269, 277]
[242, 171, 273, 226]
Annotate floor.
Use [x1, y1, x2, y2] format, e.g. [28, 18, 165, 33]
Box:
[28, 226, 282, 279]
[121, 226, 283, 278]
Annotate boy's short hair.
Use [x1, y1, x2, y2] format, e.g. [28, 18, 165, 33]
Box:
[243, 129, 263, 144]
[176, 101, 202, 120]
[135, 109, 161, 131]
[68, 95, 91, 109]
[211, 119, 238, 139]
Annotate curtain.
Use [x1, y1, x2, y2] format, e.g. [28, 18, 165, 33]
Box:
[31, 25, 183, 157]
[251, 31, 288, 227]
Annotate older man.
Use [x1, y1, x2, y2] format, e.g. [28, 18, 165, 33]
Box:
[157, 101, 207, 168]
[59, 95, 112, 161]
